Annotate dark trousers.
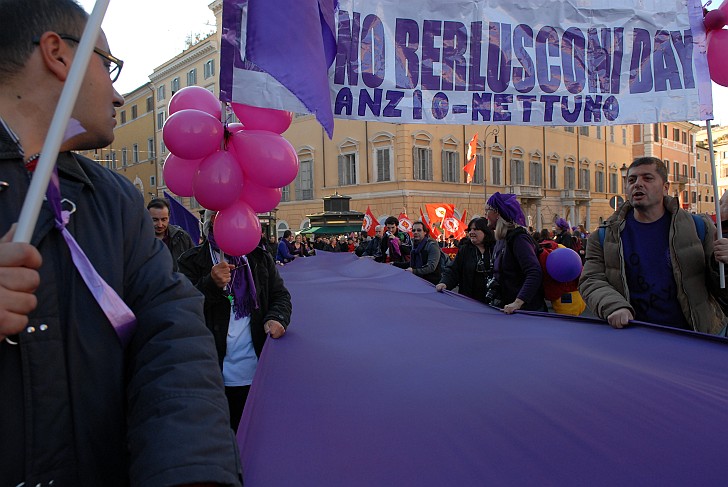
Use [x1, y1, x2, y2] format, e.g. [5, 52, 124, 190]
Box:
[225, 385, 251, 432]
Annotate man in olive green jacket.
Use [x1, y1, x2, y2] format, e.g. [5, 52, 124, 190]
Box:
[579, 157, 727, 335]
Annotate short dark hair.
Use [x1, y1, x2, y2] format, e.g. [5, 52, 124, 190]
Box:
[0, 0, 88, 82]
[146, 198, 170, 211]
[412, 220, 429, 235]
[384, 216, 399, 227]
[467, 217, 495, 244]
[282, 230, 292, 239]
[628, 157, 668, 183]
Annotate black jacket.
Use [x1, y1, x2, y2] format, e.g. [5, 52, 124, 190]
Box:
[178, 242, 292, 365]
[166, 224, 194, 271]
[0, 126, 241, 487]
[439, 241, 493, 302]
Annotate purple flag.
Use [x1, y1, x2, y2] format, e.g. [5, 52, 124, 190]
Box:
[221, 0, 337, 138]
[163, 191, 201, 244]
[238, 252, 728, 486]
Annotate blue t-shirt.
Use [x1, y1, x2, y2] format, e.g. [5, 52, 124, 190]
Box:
[621, 211, 690, 330]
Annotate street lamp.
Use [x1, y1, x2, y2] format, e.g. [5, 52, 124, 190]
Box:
[620, 163, 628, 194]
[483, 126, 500, 205]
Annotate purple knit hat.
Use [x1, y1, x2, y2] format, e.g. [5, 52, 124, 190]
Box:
[486, 192, 526, 226]
[555, 218, 570, 231]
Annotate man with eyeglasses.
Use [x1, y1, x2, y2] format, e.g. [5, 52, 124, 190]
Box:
[0, 1, 241, 485]
[393, 221, 443, 284]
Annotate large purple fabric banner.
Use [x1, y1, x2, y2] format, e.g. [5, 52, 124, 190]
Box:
[238, 252, 728, 486]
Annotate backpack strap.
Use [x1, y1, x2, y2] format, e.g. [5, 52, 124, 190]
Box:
[598, 214, 705, 248]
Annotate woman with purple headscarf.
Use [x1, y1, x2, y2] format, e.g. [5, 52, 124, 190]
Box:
[484, 193, 546, 314]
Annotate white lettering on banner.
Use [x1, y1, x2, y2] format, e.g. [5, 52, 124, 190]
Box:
[223, 0, 713, 126]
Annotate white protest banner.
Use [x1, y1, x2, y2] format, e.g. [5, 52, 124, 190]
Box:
[221, 0, 713, 128]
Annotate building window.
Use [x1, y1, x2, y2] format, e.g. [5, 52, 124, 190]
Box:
[662, 124, 668, 138]
[187, 69, 197, 86]
[510, 159, 524, 185]
[171, 77, 180, 94]
[150, 175, 156, 187]
[281, 185, 290, 202]
[622, 128, 627, 145]
[413, 146, 433, 180]
[691, 166, 696, 178]
[204, 59, 215, 79]
[146, 96, 153, 113]
[157, 111, 165, 129]
[609, 172, 618, 193]
[653, 123, 660, 142]
[190, 197, 200, 209]
[120, 110, 126, 124]
[111, 151, 117, 170]
[132, 144, 139, 164]
[595, 170, 605, 192]
[673, 161, 679, 178]
[157, 85, 165, 100]
[131, 105, 138, 120]
[664, 160, 670, 174]
[564, 126, 575, 133]
[673, 128, 680, 141]
[595, 126, 602, 140]
[295, 154, 314, 200]
[579, 168, 590, 190]
[565, 166, 576, 189]
[491, 156, 502, 185]
[682, 164, 688, 176]
[160, 141, 167, 154]
[442, 149, 460, 183]
[375, 147, 391, 182]
[549, 164, 558, 189]
[682, 131, 687, 145]
[338, 153, 357, 186]
[147, 138, 155, 161]
[610, 126, 615, 142]
[529, 161, 542, 186]
[473, 154, 484, 184]
[579, 126, 589, 136]
[121, 147, 128, 167]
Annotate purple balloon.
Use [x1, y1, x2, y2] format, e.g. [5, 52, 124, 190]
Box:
[231, 130, 299, 188]
[162, 153, 201, 197]
[231, 103, 292, 134]
[192, 150, 244, 211]
[162, 109, 223, 160]
[214, 201, 262, 257]
[241, 180, 282, 213]
[545, 247, 583, 283]
[168, 86, 222, 119]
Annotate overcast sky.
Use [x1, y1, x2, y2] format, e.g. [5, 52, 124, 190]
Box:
[79, 0, 727, 126]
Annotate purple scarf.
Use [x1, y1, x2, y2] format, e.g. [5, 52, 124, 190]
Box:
[208, 228, 259, 319]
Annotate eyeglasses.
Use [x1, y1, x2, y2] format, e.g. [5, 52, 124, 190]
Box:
[33, 34, 124, 83]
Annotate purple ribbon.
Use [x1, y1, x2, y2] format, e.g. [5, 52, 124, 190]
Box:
[47, 167, 137, 347]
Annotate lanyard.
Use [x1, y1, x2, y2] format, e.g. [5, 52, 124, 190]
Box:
[46, 166, 137, 347]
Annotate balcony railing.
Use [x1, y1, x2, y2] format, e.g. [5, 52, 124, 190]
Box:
[561, 189, 591, 200]
[507, 185, 543, 198]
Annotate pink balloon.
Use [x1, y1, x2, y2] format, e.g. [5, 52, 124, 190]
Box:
[241, 180, 283, 213]
[231, 103, 293, 134]
[704, 2, 728, 32]
[168, 86, 222, 119]
[707, 30, 728, 87]
[162, 153, 201, 197]
[192, 150, 245, 211]
[214, 201, 262, 257]
[163, 109, 223, 160]
[227, 122, 245, 135]
[231, 130, 299, 188]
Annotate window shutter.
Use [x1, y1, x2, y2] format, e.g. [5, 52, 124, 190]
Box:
[412, 147, 418, 179]
[338, 155, 344, 186]
[427, 149, 433, 180]
[441, 150, 447, 181]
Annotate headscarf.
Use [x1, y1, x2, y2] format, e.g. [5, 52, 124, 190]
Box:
[487, 192, 526, 226]
[555, 218, 570, 231]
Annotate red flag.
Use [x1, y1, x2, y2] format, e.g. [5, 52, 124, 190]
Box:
[420, 207, 441, 238]
[362, 206, 378, 237]
[398, 211, 413, 236]
[425, 203, 455, 226]
[457, 210, 468, 239]
[464, 133, 478, 184]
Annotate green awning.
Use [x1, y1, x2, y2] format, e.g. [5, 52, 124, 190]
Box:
[300, 225, 363, 235]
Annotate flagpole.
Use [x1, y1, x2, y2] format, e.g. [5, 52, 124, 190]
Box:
[706, 121, 725, 288]
[483, 126, 500, 210]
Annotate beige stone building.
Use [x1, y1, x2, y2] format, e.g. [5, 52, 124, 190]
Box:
[697, 124, 728, 207]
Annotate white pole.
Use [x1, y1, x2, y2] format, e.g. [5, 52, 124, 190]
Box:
[13, 0, 111, 243]
[707, 121, 725, 288]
